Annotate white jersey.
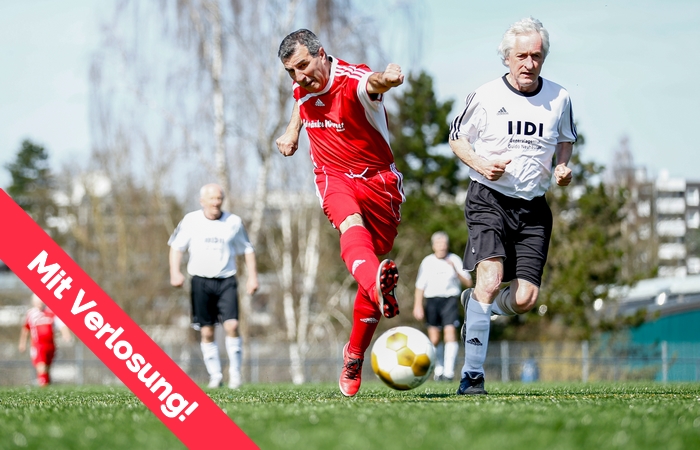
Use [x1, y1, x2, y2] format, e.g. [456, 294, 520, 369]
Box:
[168, 210, 254, 279]
[450, 75, 577, 200]
[415, 253, 470, 298]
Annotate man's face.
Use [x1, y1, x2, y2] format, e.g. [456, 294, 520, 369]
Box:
[282, 44, 330, 93]
[432, 237, 449, 259]
[31, 295, 45, 310]
[505, 32, 545, 93]
[200, 187, 223, 220]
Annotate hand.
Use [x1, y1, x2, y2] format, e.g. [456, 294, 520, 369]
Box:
[18, 342, 25, 353]
[276, 131, 299, 157]
[554, 163, 572, 186]
[246, 277, 259, 295]
[170, 271, 185, 288]
[381, 63, 404, 88]
[412, 304, 424, 321]
[477, 158, 511, 181]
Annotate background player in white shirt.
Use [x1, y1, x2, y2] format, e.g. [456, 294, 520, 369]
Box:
[169, 183, 258, 389]
[413, 232, 472, 381]
[449, 17, 576, 395]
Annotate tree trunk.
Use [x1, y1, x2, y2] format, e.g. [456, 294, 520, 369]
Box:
[280, 204, 304, 384]
[206, 1, 231, 209]
[296, 209, 321, 366]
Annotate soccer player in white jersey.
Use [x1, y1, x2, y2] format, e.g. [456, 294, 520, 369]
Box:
[168, 183, 259, 389]
[449, 17, 576, 395]
[413, 231, 472, 381]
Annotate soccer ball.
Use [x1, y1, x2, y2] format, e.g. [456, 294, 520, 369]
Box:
[370, 326, 436, 390]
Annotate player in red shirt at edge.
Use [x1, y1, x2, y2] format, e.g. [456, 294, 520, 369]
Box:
[276, 29, 405, 397]
[18, 294, 71, 386]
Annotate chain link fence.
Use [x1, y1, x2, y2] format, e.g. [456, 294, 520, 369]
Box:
[3, 336, 699, 387]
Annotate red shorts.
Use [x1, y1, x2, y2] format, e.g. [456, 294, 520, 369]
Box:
[314, 164, 404, 255]
[31, 344, 55, 366]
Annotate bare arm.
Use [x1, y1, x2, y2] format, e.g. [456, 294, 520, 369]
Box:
[554, 142, 573, 186]
[449, 137, 511, 181]
[59, 324, 72, 343]
[444, 256, 472, 288]
[455, 269, 473, 288]
[244, 252, 259, 295]
[275, 102, 302, 157]
[367, 63, 404, 95]
[18, 327, 28, 353]
[413, 288, 425, 321]
[169, 247, 186, 287]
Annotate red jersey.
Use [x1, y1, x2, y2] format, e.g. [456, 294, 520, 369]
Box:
[24, 307, 59, 348]
[293, 56, 395, 174]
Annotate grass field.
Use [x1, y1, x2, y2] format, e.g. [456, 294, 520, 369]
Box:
[1, 381, 700, 449]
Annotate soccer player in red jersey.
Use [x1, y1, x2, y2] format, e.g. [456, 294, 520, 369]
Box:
[276, 29, 405, 397]
[18, 294, 71, 386]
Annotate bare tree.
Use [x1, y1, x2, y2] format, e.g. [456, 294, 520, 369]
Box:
[89, 0, 415, 383]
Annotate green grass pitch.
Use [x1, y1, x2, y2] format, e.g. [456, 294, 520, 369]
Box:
[1, 381, 700, 449]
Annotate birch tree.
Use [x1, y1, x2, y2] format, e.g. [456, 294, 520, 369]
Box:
[91, 0, 415, 383]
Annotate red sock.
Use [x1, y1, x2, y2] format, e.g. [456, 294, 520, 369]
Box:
[38, 372, 50, 386]
[348, 287, 381, 357]
[339, 226, 379, 298]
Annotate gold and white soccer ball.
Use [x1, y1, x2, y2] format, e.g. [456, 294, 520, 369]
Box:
[370, 326, 436, 390]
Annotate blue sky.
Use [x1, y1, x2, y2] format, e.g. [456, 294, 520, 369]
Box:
[0, 0, 95, 188]
[1, 0, 699, 190]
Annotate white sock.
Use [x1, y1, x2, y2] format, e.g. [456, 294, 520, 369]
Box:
[225, 336, 242, 386]
[200, 342, 222, 378]
[443, 341, 459, 378]
[434, 342, 444, 377]
[491, 286, 517, 316]
[461, 296, 492, 376]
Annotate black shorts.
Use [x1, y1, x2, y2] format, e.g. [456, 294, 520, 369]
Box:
[425, 296, 460, 329]
[190, 275, 239, 329]
[463, 181, 552, 287]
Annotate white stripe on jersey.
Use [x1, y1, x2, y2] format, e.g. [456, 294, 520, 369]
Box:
[356, 70, 391, 146]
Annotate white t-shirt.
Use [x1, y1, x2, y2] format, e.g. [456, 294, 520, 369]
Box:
[415, 253, 470, 298]
[450, 75, 577, 200]
[168, 210, 254, 279]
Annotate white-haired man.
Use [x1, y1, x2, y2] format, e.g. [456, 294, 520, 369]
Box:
[413, 231, 472, 381]
[169, 183, 258, 389]
[449, 17, 577, 395]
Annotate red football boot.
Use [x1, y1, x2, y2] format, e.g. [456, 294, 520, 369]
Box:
[376, 259, 399, 318]
[339, 343, 364, 397]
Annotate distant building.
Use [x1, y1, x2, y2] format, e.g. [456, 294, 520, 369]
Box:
[625, 169, 700, 277]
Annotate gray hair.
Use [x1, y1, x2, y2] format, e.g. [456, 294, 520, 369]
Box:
[497, 17, 550, 66]
[278, 29, 323, 62]
[431, 231, 449, 246]
[200, 183, 224, 199]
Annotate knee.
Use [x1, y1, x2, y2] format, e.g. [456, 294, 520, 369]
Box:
[223, 319, 239, 337]
[339, 214, 364, 234]
[476, 272, 502, 298]
[513, 286, 539, 314]
[200, 326, 215, 343]
[443, 326, 457, 342]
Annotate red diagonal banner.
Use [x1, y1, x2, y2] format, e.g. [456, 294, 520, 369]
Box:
[0, 189, 258, 450]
